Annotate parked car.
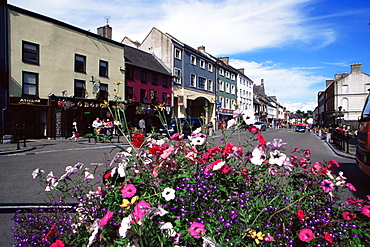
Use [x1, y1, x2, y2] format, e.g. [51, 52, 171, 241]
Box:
[253, 122, 267, 131]
[159, 118, 203, 137]
[295, 125, 306, 132]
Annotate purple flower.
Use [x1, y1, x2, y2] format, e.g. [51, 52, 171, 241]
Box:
[266, 139, 287, 150]
[320, 179, 335, 193]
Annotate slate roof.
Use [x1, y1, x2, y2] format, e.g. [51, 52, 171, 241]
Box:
[124, 46, 171, 75]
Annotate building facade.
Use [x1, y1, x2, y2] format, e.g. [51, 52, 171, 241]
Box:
[6, 4, 125, 139]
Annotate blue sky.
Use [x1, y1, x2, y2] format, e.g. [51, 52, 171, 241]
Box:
[8, 0, 370, 112]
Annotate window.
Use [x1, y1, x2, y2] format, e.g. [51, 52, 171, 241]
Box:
[198, 77, 205, 89]
[225, 71, 230, 78]
[208, 79, 213, 91]
[231, 85, 235, 94]
[226, 83, 230, 93]
[22, 41, 39, 65]
[75, 54, 86, 73]
[152, 74, 157, 85]
[190, 74, 196, 87]
[74, 79, 86, 98]
[162, 77, 168, 87]
[97, 83, 108, 101]
[150, 90, 157, 103]
[140, 89, 147, 102]
[140, 71, 147, 83]
[174, 68, 181, 84]
[208, 63, 213, 72]
[219, 80, 224, 91]
[99, 60, 108, 77]
[127, 68, 134, 80]
[220, 96, 224, 108]
[219, 68, 224, 76]
[22, 71, 38, 96]
[162, 92, 168, 104]
[190, 55, 196, 65]
[175, 48, 181, 59]
[231, 74, 235, 80]
[127, 87, 135, 100]
[200, 59, 205, 69]
[226, 98, 230, 109]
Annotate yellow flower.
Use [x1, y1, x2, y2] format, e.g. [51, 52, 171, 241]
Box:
[101, 100, 109, 108]
[246, 229, 264, 244]
[120, 195, 139, 209]
[154, 103, 166, 111]
[113, 81, 123, 85]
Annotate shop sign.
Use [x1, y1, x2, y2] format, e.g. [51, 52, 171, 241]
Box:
[19, 98, 41, 104]
[221, 109, 234, 114]
[75, 101, 108, 108]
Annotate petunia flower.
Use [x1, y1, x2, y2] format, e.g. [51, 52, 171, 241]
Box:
[335, 171, 347, 186]
[50, 240, 65, 247]
[266, 139, 287, 150]
[99, 210, 114, 226]
[84, 168, 94, 180]
[257, 133, 266, 146]
[227, 118, 237, 129]
[250, 147, 266, 166]
[320, 179, 335, 193]
[269, 150, 287, 167]
[346, 182, 356, 191]
[188, 222, 206, 238]
[298, 228, 314, 242]
[160, 222, 176, 237]
[32, 168, 44, 179]
[297, 209, 305, 221]
[118, 216, 132, 238]
[162, 187, 176, 201]
[362, 205, 370, 217]
[323, 232, 333, 243]
[342, 211, 356, 220]
[133, 200, 151, 223]
[121, 184, 137, 198]
[160, 145, 175, 159]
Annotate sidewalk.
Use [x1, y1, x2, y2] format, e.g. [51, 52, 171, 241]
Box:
[313, 131, 356, 160]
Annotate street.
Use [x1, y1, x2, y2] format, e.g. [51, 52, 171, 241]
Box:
[1, 128, 369, 246]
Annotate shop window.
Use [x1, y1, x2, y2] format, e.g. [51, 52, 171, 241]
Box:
[75, 54, 86, 73]
[22, 41, 39, 65]
[74, 79, 86, 98]
[127, 87, 135, 100]
[22, 71, 38, 97]
[140, 89, 147, 103]
[99, 60, 108, 77]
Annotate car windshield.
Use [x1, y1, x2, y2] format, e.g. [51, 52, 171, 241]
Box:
[296, 126, 305, 129]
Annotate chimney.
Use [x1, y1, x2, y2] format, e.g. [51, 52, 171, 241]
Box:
[197, 45, 205, 52]
[238, 68, 245, 74]
[261, 79, 264, 86]
[97, 24, 112, 39]
[219, 57, 229, 64]
[351, 63, 362, 74]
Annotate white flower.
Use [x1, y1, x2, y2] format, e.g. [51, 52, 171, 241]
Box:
[227, 119, 237, 129]
[84, 168, 94, 180]
[192, 127, 202, 134]
[87, 219, 100, 247]
[269, 150, 287, 167]
[202, 237, 216, 247]
[118, 161, 128, 177]
[31, 168, 44, 179]
[162, 187, 176, 201]
[250, 147, 266, 166]
[160, 222, 176, 237]
[213, 161, 225, 171]
[119, 216, 132, 238]
[335, 171, 347, 186]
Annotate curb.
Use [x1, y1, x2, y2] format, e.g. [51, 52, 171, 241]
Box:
[0, 146, 36, 156]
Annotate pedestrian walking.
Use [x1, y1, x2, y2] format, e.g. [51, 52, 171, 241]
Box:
[69, 119, 79, 142]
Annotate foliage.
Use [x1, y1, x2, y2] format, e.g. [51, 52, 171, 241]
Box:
[12, 111, 370, 247]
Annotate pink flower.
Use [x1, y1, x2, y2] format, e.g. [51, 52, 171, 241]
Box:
[221, 164, 232, 173]
[263, 233, 274, 242]
[342, 211, 356, 220]
[323, 232, 333, 243]
[160, 146, 175, 159]
[346, 183, 356, 191]
[99, 210, 114, 226]
[121, 184, 137, 198]
[327, 159, 339, 168]
[133, 200, 151, 222]
[188, 222, 206, 238]
[257, 134, 266, 147]
[320, 179, 334, 193]
[346, 197, 364, 206]
[50, 240, 65, 247]
[367, 195, 370, 201]
[297, 209, 305, 221]
[298, 228, 314, 242]
[362, 205, 370, 217]
[303, 149, 311, 157]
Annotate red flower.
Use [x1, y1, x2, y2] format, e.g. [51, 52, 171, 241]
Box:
[50, 240, 65, 247]
[132, 132, 145, 148]
[257, 134, 266, 147]
[323, 232, 333, 243]
[298, 228, 314, 242]
[342, 211, 357, 220]
[248, 125, 259, 132]
[43, 224, 58, 241]
[346, 183, 356, 191]
[362, 205, 370, 217]
[221, 164, 232, 173]
[346, 197, 364, 206]
[327, 159, 339, 168]
[297, 209, 305, 221]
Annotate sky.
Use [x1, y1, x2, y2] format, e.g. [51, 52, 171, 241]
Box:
[8, 0, 370, 112]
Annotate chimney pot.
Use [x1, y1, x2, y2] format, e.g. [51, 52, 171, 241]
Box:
[97, 24, 112, 39]
[198, 45, 205, 51]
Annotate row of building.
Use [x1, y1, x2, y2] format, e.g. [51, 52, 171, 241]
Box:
[0, 2, 290, 139]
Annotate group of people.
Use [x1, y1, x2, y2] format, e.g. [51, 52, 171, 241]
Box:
[92, 117, 120, 135]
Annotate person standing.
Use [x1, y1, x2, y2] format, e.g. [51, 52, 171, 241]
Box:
[139, 118, 146, 133]
[69, 119, 78, 142]
[92, 117, 102, 135]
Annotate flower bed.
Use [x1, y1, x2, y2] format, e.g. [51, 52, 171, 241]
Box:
[13, 118, 370, 246]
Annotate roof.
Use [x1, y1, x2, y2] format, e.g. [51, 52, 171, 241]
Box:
[253, 84, 266, 97]
[124, 46, 171, 75]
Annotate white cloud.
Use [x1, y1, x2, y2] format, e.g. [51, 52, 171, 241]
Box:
[229, 58, 325, 112]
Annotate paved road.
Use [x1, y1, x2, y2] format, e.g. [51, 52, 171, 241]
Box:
[1, 129, 369, 246]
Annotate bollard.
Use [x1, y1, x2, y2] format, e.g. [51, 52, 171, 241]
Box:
[22, 124, 26, 147]
[14, 124, 20, 150]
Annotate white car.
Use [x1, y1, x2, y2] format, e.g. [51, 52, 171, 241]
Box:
[253, 122, 267, 131]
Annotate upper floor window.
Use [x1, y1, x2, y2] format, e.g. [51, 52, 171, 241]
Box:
[97, 83, 108, 101]
[127, 68, 134, 80]
[208, 63, 213, 72]
[231, 74, 235, 80]
[231, 85, 235, 94]
[225, 71, 230, 78]
[22, 41, 39, 65]
[162, 93, 168, 104]
[219, 80, 224, 91]
[208, 79, 213, 91]
[162, 77, 168, 87]
[140, 71, 147, 83]
[200, 59, 205, 69]
[175, 48, 181, 60]
[198, 77, 206, 89]
[190, 74, 196, 87]
[226, 83, 230, 93]
[22, 71, 38, 97]
[219, 68, 224, 76]
[150, 90, 158, 103]
[174, 68, 181, 84]
[99, 60, 108, 77]
[190, 55, 196, 65]
[152, 74, 158, 85]
[127, 87, 135, 100]
[74, 79, 86, 98]
[75, 54, 86, 73]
